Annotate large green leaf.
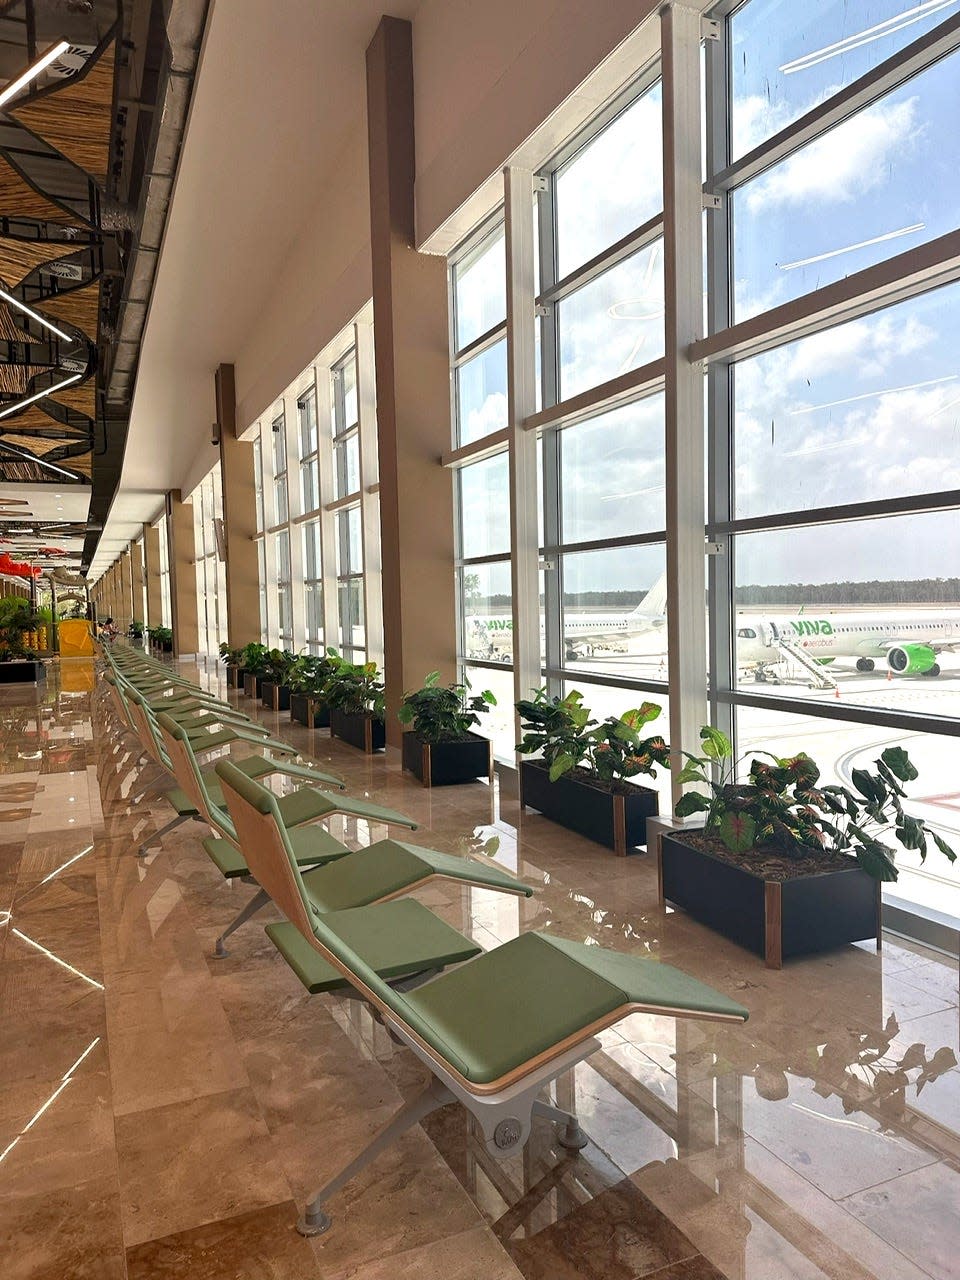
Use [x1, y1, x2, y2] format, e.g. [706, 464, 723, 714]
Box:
[675, 761, 708, 786]
[675, 790, 711, 818]
[719, 810, 756, 853]
[700, 725, 732, 760]
[879, 746, 918, 783]
[932, 830, 958, 863]
[855, 840, 899, 882]
[548, 752, 576, 782]
[850, 768, 885, 806]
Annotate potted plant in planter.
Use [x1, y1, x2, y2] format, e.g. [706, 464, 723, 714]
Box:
[658, 728, 956, 968]
[326, 660, 386, 753]
[218, 643, 245, 688]
[516, 689, 670, 856]
[398, 671, 496, 786]
[147, 624, 173, 653]
[288, 650, 347, 727]
[128, 619, 145, 643]
[260, 648, 295, 711]
[240, 642, 269, 697]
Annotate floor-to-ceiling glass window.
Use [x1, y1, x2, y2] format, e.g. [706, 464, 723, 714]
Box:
[156, 514, 172, 629]
[190, 465, 228, 660]
[705, 0, 960, 922]
[449, 217, 516, 758]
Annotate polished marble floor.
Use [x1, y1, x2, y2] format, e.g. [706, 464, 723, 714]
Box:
[0, 657, 958, 1280]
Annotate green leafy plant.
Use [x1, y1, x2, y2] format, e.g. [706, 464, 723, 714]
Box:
[516, 688, 670, 789]
[128, 619, 144, 639]
[324, 659, 385, 719]
[261, 648, 296, 685]
[218, 643, 244, 666]
[147, 625, 173, 650]
[287, 649, 349, 696]
[239, 641, 269, 674]
[398, 671, 495, 742]
[674, 726, 957, 882]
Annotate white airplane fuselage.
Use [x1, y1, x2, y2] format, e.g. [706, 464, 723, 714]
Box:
[737, 612, 960, 676]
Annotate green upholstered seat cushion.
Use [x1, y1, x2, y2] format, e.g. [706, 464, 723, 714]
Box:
[163, 785, 199, 816]
[310, 917, 749, 1085]
[265, 900, 480, 994]
[274, 787, 416, 830]
[300, 839, 529, 913]
[201, 820, 347, 880]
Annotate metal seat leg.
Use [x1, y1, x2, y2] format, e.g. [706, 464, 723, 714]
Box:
[214, 886, 271, 957]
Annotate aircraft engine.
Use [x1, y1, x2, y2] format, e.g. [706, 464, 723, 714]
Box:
[886, 643, 938, 674]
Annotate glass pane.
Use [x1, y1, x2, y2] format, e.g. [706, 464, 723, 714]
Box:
[454, 224, 506, 350]
[558, 241, 665, 400]
[459, 453, 510, 560]
[274, 476, 287, 526]
[730, 0, 960, 160]
[335, 435, 360, 499]
[560, 544, 668, 680]
[341, 355, 358, 430]
[463, 662, 516, 762]
[271, 417, 286, 474]
[555, 82, 663, 278]
[733, 509, 960, 716]
[298, 390, 318, 457]
[734, 284, 960, 519]
[254, 437, 264, 533]
[338, 578, 365, 652]
[561, 396, 665, 543]
[736, 703, 960, 921]
[456, 339, 508, 446]
[302, 521, 320, 579]
[460, 561, 513, 665]
[733, 49, 960, 319]
[301, 458, 319, 512]
[304, 582, 323, 643]
[257, 540, 267, 637]
[276, 530, 291, 584]
[337, 506, 362, 576]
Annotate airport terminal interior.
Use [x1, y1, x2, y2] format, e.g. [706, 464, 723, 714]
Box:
[0, 1, 958, 1277]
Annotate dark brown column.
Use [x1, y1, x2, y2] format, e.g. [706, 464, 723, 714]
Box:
[216, 363, 261, 648]
[366, 16, 456, 746]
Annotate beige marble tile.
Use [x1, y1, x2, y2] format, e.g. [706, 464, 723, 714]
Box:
[345, 1224, 522, 1280]
[843, 1160, 960, 1280]
[114, 1086, 293, 1248]
[0, 1172, 126, 1280]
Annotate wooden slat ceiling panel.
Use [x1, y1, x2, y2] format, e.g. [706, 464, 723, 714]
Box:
[37, 279, 100, 342]
[46, 379, 96, 419]
[62, 450, 92, 478]
[0, 302, 35, 345]
[0, 404, 86, 436]
[0, 236, 73, 287]
[0, 363, 45, 394]
[0, 432, 64, 457]
[0, 457, 46, 482]
[0, 155, 77, 225]
[11, 42, 116, 186]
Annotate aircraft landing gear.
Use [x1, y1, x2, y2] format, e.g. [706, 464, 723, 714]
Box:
[921, 663, 941, 677]
[856, 658, 875, 673]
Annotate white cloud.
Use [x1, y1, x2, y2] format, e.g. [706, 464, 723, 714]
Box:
[745, 96, 922, 213]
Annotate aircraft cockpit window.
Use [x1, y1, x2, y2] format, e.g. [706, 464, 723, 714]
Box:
[737, 627, 757, 638]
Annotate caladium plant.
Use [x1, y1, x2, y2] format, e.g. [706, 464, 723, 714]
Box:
[674, 726, 956, 882]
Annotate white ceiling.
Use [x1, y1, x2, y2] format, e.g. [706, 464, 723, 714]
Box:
[0, 483, 90, 523]
[91, 0, 421, 578]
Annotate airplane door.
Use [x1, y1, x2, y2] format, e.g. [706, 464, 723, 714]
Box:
[762, 622, 780, 648]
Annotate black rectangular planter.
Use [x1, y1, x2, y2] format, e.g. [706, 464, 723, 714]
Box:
[0, 660, 44, 684]
[402, 731, 492, 787]
[242, 671, 264, 698]
[519, 759, 658, 856]
[290, 692, 330, 728]
[261, 681, 291, 712]
[226, 665, 240, 689]
[329, 708, 385, 753]
[657, 831, 881, 968]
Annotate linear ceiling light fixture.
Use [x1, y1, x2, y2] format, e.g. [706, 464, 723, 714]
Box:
[0, 371, 81, 422]
[0, 39, 70, 111]
[0, 285, 74, 343]
[0, 438, 80, 480]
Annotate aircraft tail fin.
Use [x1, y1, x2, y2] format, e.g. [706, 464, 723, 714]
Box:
[633, 573, 667, 618]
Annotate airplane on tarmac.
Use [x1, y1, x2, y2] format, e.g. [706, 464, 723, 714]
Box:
[466, 574, 668, 663]
[736, 610, 960, 681]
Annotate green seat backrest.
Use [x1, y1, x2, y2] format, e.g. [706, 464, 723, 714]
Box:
[125, 689, 173, 769]
[156, 713, 236, 840]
